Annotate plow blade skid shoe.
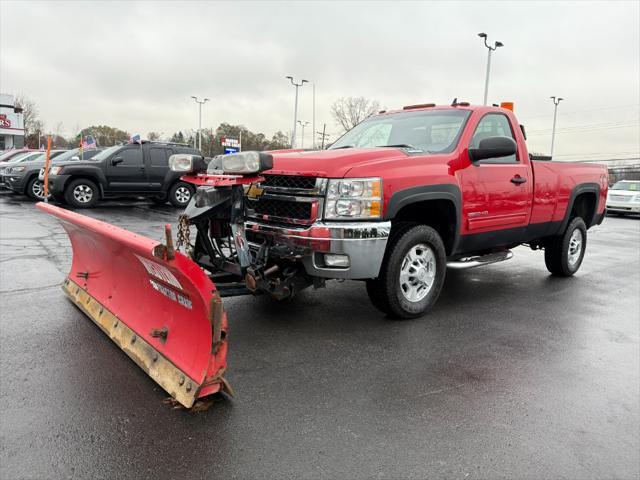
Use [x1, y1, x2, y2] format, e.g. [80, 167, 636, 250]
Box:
[36, 202, 229, 408]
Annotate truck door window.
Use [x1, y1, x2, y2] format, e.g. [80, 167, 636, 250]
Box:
[118, 148, 143, 166]
[150, 148, 169, 166]
[471, 114, 517, 163]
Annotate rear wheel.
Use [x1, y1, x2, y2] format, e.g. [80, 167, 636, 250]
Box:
[169, 181, 193, 208]
[544, 217, 587, 276]
[64, 178, 100, 208]
[366, 224, 446, 319]
[27, 177, 47, 200]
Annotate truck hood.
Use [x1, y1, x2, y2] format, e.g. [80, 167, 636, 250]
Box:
[267, 148, 408, 178]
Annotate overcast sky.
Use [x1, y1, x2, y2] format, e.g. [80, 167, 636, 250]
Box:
[1, 0, 638, 160]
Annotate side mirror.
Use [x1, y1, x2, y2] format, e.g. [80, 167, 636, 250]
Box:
[468, 136, 517, 162]
[111, 157, 123, 166]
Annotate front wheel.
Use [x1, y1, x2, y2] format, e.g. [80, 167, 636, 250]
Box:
[544, 217, 587, 276]
[64, 178, 100, 208]
[366, 224, 447, 319]
[27, 177, 47, 200]
[168, 181, 193, 208]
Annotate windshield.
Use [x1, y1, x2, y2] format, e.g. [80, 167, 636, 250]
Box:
[7, 152, 43, 163]
[612, 181, 640, 191]
[91, 145, 121, 161]
[329, 109, 471, 153]
[0, 150, 26, 161]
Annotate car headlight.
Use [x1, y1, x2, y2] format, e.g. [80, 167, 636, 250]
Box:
[50, 166, 64, 175]
[10, 166, 26, 173]
[325, 178, 382, 220]
[209, 151, 274, 175]
[633, 194, 640, 203]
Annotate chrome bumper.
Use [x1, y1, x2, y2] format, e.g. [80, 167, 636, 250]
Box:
[246, 220, 391, 279]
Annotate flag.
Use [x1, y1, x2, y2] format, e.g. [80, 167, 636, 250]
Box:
[82, 135, 97, 150]
[129, 133, 141, 144]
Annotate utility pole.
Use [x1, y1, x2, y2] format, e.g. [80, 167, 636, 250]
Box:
[550, 96, 564, 158]
[317, 124, 329, 149]
[312, 83, 316, 149]
[190, 96, 209, 151]
[286, 76, 308, 148]
[298, 120, 309, 148]
[478, 33, 504, 105]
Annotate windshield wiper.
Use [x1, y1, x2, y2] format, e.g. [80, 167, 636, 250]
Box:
[378, 144, 425, 151]
[331, 145, 355, 149]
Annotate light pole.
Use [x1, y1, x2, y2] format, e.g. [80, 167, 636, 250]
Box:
[190, 96, 209, 151]
[297, 120, 309, 148]
[286, 76, 308, 148]
[478, 33, 504, 105]
[550, 96, 564, 158]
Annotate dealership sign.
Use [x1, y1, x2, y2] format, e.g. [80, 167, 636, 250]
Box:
[220, 136, 240, 148]
[0, 114, 11, 128]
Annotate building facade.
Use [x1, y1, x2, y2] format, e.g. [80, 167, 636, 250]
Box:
[0, 94, 25, 151]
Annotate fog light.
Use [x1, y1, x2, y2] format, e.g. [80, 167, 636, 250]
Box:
[324, 254, 350, 268]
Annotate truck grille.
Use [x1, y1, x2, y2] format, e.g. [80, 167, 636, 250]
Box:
[609, 195, 631, 202]
[247, 198, 312, 221]
[261, 175, 317, 191]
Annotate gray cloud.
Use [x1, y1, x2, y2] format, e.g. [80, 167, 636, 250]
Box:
[1, 0, 638, 158]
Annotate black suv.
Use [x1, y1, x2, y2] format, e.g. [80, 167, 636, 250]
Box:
[47, 142, 200, 208]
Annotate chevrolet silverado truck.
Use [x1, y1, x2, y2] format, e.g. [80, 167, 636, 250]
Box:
[203, 103, 606, 318]
[46, 141, 200, 208]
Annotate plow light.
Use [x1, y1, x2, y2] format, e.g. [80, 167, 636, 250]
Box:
[208, 151, 274, 176]
[169, 154, 208, 173]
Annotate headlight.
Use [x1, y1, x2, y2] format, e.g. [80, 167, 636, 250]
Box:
[633, 194, 640, 203]
[210, 151, 274, 175]
[325, 178, 382, 220]
[10, 166, 26, 173]
[50, 166, 63, 175]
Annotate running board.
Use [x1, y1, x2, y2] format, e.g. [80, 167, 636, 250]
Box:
[447, 250, 513, 270]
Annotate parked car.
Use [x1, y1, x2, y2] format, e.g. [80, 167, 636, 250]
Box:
[46, 142, 201, 208]
[5, 148, 102, 200]
[0, 149, 39, 163]
[606, 180, 640, 215]
[0, 151, 59, 189]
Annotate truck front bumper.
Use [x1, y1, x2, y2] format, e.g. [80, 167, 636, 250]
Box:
[4, 174, 28, 193]
[246, 220, 391, 279]
[606, 201, 640, 214]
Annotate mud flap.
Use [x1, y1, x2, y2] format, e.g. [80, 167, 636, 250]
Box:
[36, 202, 230, 408]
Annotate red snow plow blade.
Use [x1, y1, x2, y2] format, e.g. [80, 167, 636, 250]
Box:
[36, 202, 230, 408]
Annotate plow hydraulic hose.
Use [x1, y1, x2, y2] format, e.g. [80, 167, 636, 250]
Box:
[36, 202, 231, 408]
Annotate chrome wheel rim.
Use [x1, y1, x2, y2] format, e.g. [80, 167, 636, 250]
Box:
[399, 244, 436, 302]
[175, 186, 190, 204]
[32, 180, 44, 199]
[568, 228, 583, 267]
[73, 184, 93, 203]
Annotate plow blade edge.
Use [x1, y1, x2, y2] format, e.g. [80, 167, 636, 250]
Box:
[37, 202, 229, 408]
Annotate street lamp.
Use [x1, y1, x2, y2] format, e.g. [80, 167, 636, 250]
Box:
[478, 33, 504, 105]
[286, 76, 308, 148]
[191, 96, 209, 151]
[550, 96, 564, 158]
[297, 120, 310, 148]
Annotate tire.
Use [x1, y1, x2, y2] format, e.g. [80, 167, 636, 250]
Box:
[26, 177, 46, 200]
[544, 217, 587, 276]
[168, 181, 193, 208]
[366, 224, 447, 319]
[64, 178, 100, 208]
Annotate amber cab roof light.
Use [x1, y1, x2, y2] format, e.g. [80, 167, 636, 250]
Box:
[500, 102, 514, 111]
[402, 103, 436, 110]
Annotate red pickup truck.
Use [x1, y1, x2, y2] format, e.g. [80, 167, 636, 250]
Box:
[242, 103, 608, 317]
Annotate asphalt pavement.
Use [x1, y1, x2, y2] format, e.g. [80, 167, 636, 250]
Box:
[1, 192, 638, 480]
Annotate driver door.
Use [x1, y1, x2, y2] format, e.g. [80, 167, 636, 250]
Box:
[106, 146, 147, 192]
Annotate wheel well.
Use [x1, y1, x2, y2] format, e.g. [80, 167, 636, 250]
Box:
[571, 192, 597, 227]
[392, 200, 457, 254]
[24, 173, 39, 193]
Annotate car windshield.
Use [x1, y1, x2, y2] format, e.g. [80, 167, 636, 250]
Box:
[7, 152, 42, 163]
[328, 109, 471, 153]
[611, 182, 640, 191]
[91, 145, 122, 161]
[0, 150, 26, 161]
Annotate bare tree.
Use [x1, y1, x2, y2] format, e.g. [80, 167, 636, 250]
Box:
[330, 96, 380, 132]
[147, 131, 161, 141]
[15, 94, 44, 147]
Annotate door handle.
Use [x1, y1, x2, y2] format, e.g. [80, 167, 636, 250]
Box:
[511, 175, 527, 185]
